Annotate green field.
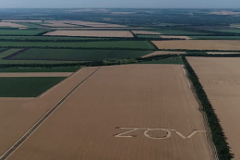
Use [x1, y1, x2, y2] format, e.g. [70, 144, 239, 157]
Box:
[0, 29, 47, 35]
[0, 77, 65, 97]
[190, 36, 240, 40]
[218, 29, 240, 34]
[0, 41, 154, 49]
[157, 30, 208, 35]
[0, 67, 80, 72]
[0, 49, 22, 59]
[0, 36, 107, 41]
[9, 49, 152, 61]
[137, 35, 161, 38]
[186, 51, 208, 55]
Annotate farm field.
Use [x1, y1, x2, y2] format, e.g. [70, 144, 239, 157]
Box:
[0, 22, 27, 28]
[142, 51, 185, 58]
[8, 49, 151, 61]
[66, 20, 126, 27]
[187, 57, 240, 160]
[0, 77, 65, 97]
[137, 35, 161, 38]
[0, 49, 23, 59]
[160, 35, 191, 39]
[0, 36, 105, 41]
[0, 67, 99, 155]
[132, 30, 161, 35]
[5, 65, 214, 160]
[0, 72, 73, 77]
[0, 29, 46, 35]
[190, 36, 240, 40]
[218, 29, 240, 34]
[14, 22, 44, 28]
[0, 41, 154, 49]
[152, 40, 240, 50]
[157, 30, 208, 35]
[41, 21, 79, 27]
[0, 67, 80, 72]
[45, 30, 134, 37]
[207, 52, 240, 54]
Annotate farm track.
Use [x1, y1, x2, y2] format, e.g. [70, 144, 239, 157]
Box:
[0, 67, 100, 160]
[2, 48, 29, 59]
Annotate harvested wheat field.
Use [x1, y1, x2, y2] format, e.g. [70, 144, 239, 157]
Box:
[0, 72, 73, 77]
[142, 51, 186, 58]
[0, 67, 99, 156]
[152, 40, 240, 50]
[160, 35, 191, 40]
[44, 30, 133, 37]
[207, 52, 240, 54]
[0, 22, 27, 28]
[187, 57, 240, 160]
[5, 65, 215, 160]
[132, 30, 161, 35]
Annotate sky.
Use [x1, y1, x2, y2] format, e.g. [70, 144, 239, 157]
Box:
[0, 0, 240, 8]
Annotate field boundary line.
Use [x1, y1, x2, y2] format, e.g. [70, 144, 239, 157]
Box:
[0, 48, 11, 54]
[0, 67, 101, 160]
[182, 64, 219, 160]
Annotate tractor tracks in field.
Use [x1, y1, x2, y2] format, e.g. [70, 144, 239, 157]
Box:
[0, 67, 101, 160]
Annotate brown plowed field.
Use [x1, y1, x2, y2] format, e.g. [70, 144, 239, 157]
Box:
[43, 21, 79, 27]
[142, 51, 186, 58]
[0, 72, 73, 77]
[44, 30, 133, 37]
[152, 40, 240, 50]
[0, 67, 99, 156]
[187, 57, 240, 160]
[6, 65, 214, 160]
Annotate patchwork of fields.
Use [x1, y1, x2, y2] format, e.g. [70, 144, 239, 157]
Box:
[1, 17, 240, 160]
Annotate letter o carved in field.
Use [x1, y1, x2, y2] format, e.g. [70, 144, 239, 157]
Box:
[144, 128, 171, 140]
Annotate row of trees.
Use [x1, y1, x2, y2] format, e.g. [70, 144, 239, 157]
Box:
[182, 57, 233, 160]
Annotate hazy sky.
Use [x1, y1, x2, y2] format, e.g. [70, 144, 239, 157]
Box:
[0, 0, 239, 8]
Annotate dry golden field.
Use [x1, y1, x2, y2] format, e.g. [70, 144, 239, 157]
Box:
[0, 72, 73, 77]
[44, 30, 134, 37]
[5, 65, 214, 160]
[152, 40, 240, 50]
[160, 35, 191, 40]
[187, 57, 240, 160]
[142, 51, 186, 58]
[0, 22, 27, 28]
[0, 67, 99, 156]
[132, 30, 161, 35]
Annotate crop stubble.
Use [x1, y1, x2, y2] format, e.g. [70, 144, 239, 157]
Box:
[152, 40, 240, 50]
[0, 67, 99, 156]
[5, 65, 214, 160]
[187, 57, 240, 160]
